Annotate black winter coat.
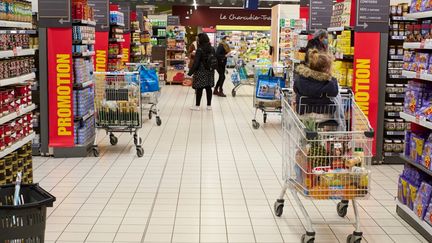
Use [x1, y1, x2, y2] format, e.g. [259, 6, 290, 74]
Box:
[216, 43, 228, 67]
[294, 64, 339, 114]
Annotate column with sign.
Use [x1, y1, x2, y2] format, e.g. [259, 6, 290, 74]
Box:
[119, 3, 131, 65]
[309, 0, 333, 31]
[88, 0, 110, 72]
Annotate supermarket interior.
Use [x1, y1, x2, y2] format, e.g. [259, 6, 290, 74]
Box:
[3, 0, 432, 242]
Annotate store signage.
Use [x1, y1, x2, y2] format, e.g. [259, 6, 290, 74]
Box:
[47, 28, 74, 147]
[354, 32, 381, 155]
[356, 0, 390, 32]
[167, 16, 180, 26]
[38, 0, 72, 27]
[118, 3, 131, 33]
[122, 34, 131, 64]
[309, 0, 332, 31]
[244, 0, 259, 10]
[219, 13, 270, 22]
[88, 0, 110, 31]
[94, 32, 109, 71]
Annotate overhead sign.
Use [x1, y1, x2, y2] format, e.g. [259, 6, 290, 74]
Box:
[118, 3, 131, 33]
[167, 16, 180, 26]
[88, 0, 110, 31]
[309, 0, 332, 31]
[38, 0, 71, 27]
[244, 0, 259, 10]
[356, 0, 390, 32]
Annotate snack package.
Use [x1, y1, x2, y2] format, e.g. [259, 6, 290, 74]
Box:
[422, 135, 432, 169]
[410, 133, 426, 163]
[398, 176, 409, 204]
[413, 182, 432, 219]
[424, 202, 432, 226]
[408, 183, 419, 210]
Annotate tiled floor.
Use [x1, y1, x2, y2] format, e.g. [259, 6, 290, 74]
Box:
[34, 81, 427, 243]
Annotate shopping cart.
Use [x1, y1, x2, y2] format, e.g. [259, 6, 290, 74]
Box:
[231, 59, 255, 97]
[274, 89, 374, 243]
[252, 66, 286, 129]
[126, 63, 163, 126]
[93, 72, 144, 157]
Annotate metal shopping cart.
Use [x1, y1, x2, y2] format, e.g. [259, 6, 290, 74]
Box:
[92, 72, 144, 157]
[126, 63, 163, 126]
[274, 89, 374, 243]
[252, 65, 287, 129]
[231, 58, 255, 97]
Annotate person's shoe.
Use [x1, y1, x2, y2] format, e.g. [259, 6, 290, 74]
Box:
[218, 92, 227, 97]
[206, 106, 212, 110]
[190, 106, 200, 111]
[213, 90, 220, 96]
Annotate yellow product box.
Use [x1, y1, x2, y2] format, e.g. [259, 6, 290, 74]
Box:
[347, 68, 353, 87]
[351, 47, 355, 55]
[341, 30, 351, 38]
[341, 47, 352, 55]
[338, 39, 351, 47]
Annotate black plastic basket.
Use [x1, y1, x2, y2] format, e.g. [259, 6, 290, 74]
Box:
[0, 184, 56, 243]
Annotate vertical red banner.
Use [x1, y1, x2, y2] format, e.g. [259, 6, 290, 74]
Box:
[353, 32, 381, 155]
[94, 32, 109, 72]
[122, 33, 131, 64]
[47, 28, 74, 147]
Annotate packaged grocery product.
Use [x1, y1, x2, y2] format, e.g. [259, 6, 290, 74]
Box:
[424, 202, 432, 226]
[398, 176, 409, 204]
[410, 133, 427, 163]
[408, 183, 419, 210]
[413, 182, 432, 219]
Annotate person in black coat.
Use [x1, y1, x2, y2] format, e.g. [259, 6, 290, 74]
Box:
[294, 49, 339, 115]
[188, 33, 215, 111]
[214, 36, 231, 97]
[304, 29, 329, 64]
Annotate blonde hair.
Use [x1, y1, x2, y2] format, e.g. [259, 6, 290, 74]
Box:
[308, 49, 333, 74]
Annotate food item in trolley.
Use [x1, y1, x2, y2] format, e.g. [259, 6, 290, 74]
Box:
[413, 182, 432, 220]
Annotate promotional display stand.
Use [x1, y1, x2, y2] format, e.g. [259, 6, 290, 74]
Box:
[166, 25, 186, 84]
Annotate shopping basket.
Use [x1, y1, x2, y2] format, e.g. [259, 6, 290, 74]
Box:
[274, 89, 374, 243]
[0, 183, 56, 242]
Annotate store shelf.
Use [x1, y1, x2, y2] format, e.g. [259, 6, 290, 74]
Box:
[387, 93, 405, 99]
[108, 54, 123, 59]
[392, 16, 417, 21]
[384, 152, 403, 157]
[0, 132, 35, 159]
[131, 42, 142, 46]
[74, 80, 94, 89]
[399, 155, 432, 177]
[111, 22, 125, 27]
[385, 130, 405, 136]
[0, 20, 33, 29]
[167, 59, 186, 62]
[389, 55, 404, 60]
[73, 19, 96, 26]
[405, 11, 432, 20]
[389, 74, 409, 79]
[73, 51, 95, 57]
[74, 110, 94, 122]
[73, 39, 95, 45]
[391, 36, 406, 40]
[0, 48, 37, 59]
[0, 29, 36, 34]
[396, 201, 432, 242]
[400, 112, 432, 130]
[402, 70, 432, 81]
[403, 42, 432, 49]
[53, 134, 95, 158]
[167, 49, 185, 52]
[386, 112, 400, 117]
[0, 72, 35, 87]
[327, 26, 348, 32]
[0, 104, 36, 126]
[109, 38, 125, 43]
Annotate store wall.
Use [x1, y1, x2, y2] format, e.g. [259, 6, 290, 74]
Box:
[172, 6, 271, 27]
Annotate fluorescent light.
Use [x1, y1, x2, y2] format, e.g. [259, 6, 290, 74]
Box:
[193, 0, 197, 10]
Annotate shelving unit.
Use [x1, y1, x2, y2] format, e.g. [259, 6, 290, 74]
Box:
[395, 9, 432, 242]
[108, 9, 125, 71]
[166, 25, 185, 85]
[0, 0, 35, 185]
[327, 27, 354, 90]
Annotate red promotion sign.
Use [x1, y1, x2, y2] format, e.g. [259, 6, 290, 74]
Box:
[353, 32, 380, 155]
[47, 28, 74, 147]
[94, 31, 109, 71]
[121, 33, 131, 64]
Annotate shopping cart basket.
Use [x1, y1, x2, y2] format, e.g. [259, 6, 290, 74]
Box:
[274, 89, 374, 243]
[231, 59, 255, 97]
[126, 63, 163, 126]
[93, 71, 144, 157]
[252, 66, 286, 129]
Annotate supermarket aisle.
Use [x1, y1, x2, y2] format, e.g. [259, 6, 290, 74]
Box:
[34, 83, 427, 243]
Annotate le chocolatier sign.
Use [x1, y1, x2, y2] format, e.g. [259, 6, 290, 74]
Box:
[172, 6, 272, 26]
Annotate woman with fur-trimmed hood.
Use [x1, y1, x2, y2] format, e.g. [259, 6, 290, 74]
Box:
[294, 49, 339, 115]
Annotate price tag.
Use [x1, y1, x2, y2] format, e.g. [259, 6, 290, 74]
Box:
[421, 40, 426, 49]
[13, 47, 17, 56]
[416, 71, 421, 79]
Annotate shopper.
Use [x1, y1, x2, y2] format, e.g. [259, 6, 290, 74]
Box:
[188, 33, 215, 111]
[304, 29, 329, 64]
[294, 49, 339, 115]
[188, 36, 198, 70]
[214, 36, 231, 97]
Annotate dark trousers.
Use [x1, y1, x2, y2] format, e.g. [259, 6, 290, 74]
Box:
[215, 66, 226, 92]
[196, 86, 212, 106]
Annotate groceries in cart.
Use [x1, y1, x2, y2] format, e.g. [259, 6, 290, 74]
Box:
[137, 65, 159, 93]
[255, 68, 285, 100]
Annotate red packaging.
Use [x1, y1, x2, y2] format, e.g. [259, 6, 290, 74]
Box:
[0, 125, 4, 138]
[4, 134, 12, 146]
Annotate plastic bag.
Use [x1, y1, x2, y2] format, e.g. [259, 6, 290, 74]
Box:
[139, 65, 159, 93]
[256, 68, 285, 100]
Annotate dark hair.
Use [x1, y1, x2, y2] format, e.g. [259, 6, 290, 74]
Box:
[222, 36, 229, 41]
[197, 33, 212, 52]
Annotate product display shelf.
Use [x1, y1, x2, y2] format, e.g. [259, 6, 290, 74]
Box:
[0, 72, 36, 87]
[406, 11, 432, 20]
[0, 104, 35, 126]
[0, 20, 32, 29]
[165, 26, 186, 85]
[108, 21, 125, 71]
[396, 201, 432, 242]
[0, 48, 37, 59]
[403, 42, 432, 49]
[400, 112, 432, 130]
[402, 70, 432, 81]
[328, 28, 354, 89]
[0, 132, 34, 159]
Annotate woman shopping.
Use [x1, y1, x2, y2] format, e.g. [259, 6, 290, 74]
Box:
[187, 33, 215, 111]
[214, 36, 231, 97]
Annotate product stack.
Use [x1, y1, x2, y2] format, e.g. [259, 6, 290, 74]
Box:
[72, 0, 96, 146]
[328, 30, 353, 89]
[108, 5, 125, 71]
[384, 5, 414, 163]
[0, 0, 36, 185]
[151, 19, 167, 46]
[395, 3, 432, 240]
[329, 0, 351, 29]
[166, 25, 185, 84]
[130, 12, 152, 63]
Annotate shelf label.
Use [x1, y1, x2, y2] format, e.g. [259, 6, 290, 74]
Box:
[309, 0, 332, 31]
[47, 28, 74, 147]
[88, 0, 110, 31]
[356, 0, 390, 32]
[39, 0, 72, 27]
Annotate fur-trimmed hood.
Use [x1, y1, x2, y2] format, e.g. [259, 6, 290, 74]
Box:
[296, 64, 332, 82]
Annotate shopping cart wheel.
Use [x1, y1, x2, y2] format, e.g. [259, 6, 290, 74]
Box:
[263, 113, 268, 124]
[337, 201, 349, 217]
[346, 232, 362, 243]
[148, 111, 153, 120]
[252, 120, 260, 129]
[274, 199, 284, 217]
[156, 116, 162, 126]
[232, 89, 236, 97]
[92, 147, 99, 157]
[301, 232, 315, 243]
[110, 134, 118, 146]
[136, 146, 144, 157]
